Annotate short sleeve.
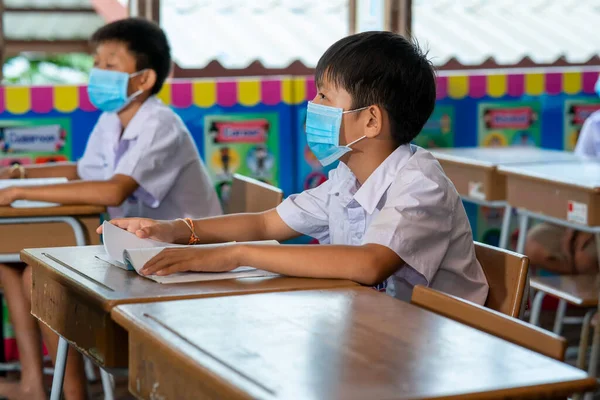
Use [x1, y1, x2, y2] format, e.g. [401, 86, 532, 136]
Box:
[575, 112, 600, 157]
[363, 172, 452, 284]
[114, 117, 183, 208]
[77, 114, 108, 180]
[276, 180, 332, 243]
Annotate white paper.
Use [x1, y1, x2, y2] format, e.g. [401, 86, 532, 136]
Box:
[567, 201, 588, 225]
[101, 221, 175, 270]
[142, 267, 279, 284]
[0, 178, 68, 208]
[101, 221, 280, 283]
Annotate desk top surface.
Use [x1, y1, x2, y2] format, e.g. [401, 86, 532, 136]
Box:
[431, 147, 587, 168]
[113, 287, 596, 400]
[23, 246, 357, 311]
[498, 161, 600, 191]
[0, 205, 105, 218]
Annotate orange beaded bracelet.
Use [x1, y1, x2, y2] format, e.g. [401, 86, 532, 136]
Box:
[178, 218, 202, 245]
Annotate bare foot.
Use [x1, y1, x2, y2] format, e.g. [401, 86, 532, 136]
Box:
[0, 378, 46, 400]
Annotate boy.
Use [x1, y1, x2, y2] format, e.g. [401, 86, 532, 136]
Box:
[525, 105, 600, 275]
[1, 18, 221, 400]
[102, 32, 489, 306]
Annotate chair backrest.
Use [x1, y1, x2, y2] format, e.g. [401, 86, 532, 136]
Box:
[411, 285, 566, 361]
[226, 174, 283, 214]
[475, 241, 529, 318]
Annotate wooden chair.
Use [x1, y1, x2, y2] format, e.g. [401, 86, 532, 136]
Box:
[411, 285, 567, 361]
[475, 241, 529, 318]
[226, 174, 283, 214]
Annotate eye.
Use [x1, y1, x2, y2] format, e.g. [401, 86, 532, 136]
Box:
[318, 93, 326, 100]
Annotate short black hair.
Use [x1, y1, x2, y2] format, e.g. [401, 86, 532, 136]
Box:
[316, 31, 436, 146]
[91, 18, 171, 95]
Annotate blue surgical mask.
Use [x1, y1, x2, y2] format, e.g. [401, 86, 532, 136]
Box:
[595, 75, 600, 97]
[305, 102, 368, 166]
[87, 68, 146, 113]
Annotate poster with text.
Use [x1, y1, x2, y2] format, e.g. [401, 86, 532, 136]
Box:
[413, 105, 454, 148]
[563, 98, 600, 151]
[0, 118, 71, 166]
[204, 113, 279, 204]
[478, 102, 541, 147]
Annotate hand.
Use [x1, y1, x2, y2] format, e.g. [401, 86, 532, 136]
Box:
[97, 218, 190, 244]
[140, 245, 240, 276]
[0, 187, 19, 206]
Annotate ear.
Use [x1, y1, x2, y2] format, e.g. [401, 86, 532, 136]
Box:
[134, 69, 157, 93]
[364, 105, 383, 139]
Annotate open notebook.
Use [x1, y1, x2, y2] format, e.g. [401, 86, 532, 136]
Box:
[0, 177, 68, 208]
[98, 221, 279, 284]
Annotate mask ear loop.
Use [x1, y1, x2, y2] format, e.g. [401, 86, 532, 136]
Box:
[346, 135, 367, 148]
[342, 106, 369, 114]
[343, 106, 370, 148]
[125, 69, 149, 106]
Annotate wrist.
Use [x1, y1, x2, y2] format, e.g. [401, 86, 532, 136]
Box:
[172, 219, 193, 244]
[7, 186, 23, 203]
[9, 164, 25, 179]
[232, 244, 247, 268]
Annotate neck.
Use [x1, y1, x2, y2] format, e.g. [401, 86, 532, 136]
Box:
[344, 142, 397, 184]
[117, 95, 150, 129]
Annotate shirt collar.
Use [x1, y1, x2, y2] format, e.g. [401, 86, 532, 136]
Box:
[121, 96, 159, 140]
[328, 144, 415, 214]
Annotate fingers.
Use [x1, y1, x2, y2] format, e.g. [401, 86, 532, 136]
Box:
[140, 249, 177, 276]
[137, 225, 155, 239]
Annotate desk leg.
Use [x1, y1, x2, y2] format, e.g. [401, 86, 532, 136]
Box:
[578, 310, 595, 370]
[100, 369, 115, 400]
[529, 291, 546, 326]
[50, 337, 69, 400]
[552, 299, 567, 335]
[498, 204, 513, 250]
[516, 213, 529, 254]
[516, 213, 531, 319]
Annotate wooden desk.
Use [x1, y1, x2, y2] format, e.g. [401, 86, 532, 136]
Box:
[22, 245, 357, 369]
[113, 287, 596, 400]
[0, 205, 104, 261]
[499, 161, 600, 226]
[431, 147, 583, 202]
[431, 147, 584, 250]
[530, 275, 599, 308]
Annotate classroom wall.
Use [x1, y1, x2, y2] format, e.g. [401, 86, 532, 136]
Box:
[1, 67, 600, 245]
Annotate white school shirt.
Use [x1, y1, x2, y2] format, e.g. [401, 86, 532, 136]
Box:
[575, 110, 600, 157]
[277, 144, 489, 304]
[77, 96, 222, 220]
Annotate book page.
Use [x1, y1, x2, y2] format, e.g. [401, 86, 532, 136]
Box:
[102, 221, 176, 270]
[123, 240, 280, 284]
[0, 178, 68, 208]
[123, 242, 237, 273]
[144, 268, 279, 284]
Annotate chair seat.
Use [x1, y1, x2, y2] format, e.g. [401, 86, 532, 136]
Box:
[530, 275, 599, 307]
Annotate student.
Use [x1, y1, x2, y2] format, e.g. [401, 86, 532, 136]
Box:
[0, 18, 221, 400]
[524, 106, 600, 275]
[102, 31, 489, 306]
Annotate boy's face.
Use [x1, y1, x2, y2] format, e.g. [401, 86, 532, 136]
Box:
[93, 40, 154, 96]
[313, 77, 382, 150]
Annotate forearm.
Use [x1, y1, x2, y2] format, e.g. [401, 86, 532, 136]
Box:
[16, 180, 126, 206]
[23, 162, 79, 180]
[185, 210, 300, 245]
[235, 243, 401, 286]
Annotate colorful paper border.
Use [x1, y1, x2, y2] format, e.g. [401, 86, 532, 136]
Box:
[3, 69, 599, 113]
